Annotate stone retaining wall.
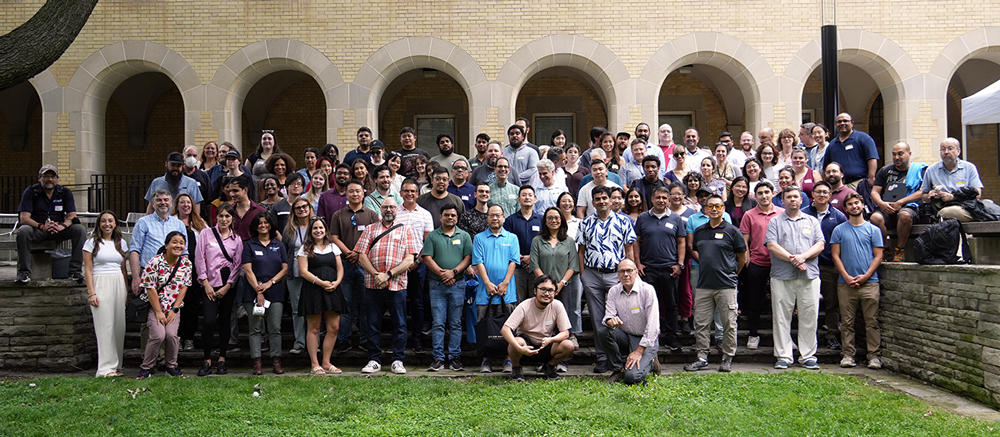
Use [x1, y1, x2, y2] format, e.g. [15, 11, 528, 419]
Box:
[881, 263, 1000, 408]
[0, 281, 95, 371]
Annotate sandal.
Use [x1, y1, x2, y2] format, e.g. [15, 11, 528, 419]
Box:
[310, 366, 326, 375]
[323, 365, 342, 374]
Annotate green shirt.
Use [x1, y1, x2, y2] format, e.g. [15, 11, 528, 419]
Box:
[529, 235, 580, 280]
[421, 226, 473, 281]
[488, 180, 520, 218]
[363, 189, 403, 218]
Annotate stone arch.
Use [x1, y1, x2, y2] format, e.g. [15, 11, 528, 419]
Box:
[65, 41, 201, 184]
[927, 27, 1000, 148]
[496, 35, 630, 132]
[210, 39, 343, 150]
[639, 32, 775, 135]
[352, 37, 488, 145]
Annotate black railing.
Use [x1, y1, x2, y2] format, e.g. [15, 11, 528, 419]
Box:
[0, 175, 40, 213]
[88, 173, 159, 218]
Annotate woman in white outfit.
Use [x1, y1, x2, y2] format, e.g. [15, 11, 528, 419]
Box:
[83, 210, 129, 377]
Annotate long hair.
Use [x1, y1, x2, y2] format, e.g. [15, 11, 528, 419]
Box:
[89, 210, 126, 259]
[542, 207, 568, 242]
[172, 193, 207, 232]
[306, 169, 329, 206]
[283, 197, 313, 251]
[251, 210, 279, 240]
[623, 188, 647, 215]
[301, 217, 333, 258]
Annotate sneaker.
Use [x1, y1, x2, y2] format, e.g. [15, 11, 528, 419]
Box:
[827, 338, 842, 350]
[570, 336, 580, 350]
[411, 338, 425, 352]
[334, 342, 351, 353]
[216, 361, 228, 375]
[449, 358, 464, 371]
[666, 336, 683, 352]
[868, 358, 882, 370]
[840, 357, 857, 368]
[541, 363, 561, 380]
[680, 319, 692, 335]
[165, 367, 182, 377]
[183, 340, 195, 351]
[606, 370, 625, 384]
[652, 358, 661, 375]
[391, 360, 407, 374]
[289, 346, 304, 355]
[156, 360, 168, 372]
[535, 364, 543, 373]
[70, 272, 85, 283]
[747, 336, 760, 350]
[719, 358, 732, 373]
[428, 359, 444, 371]
[555, 363, 569, 373]
[891, 247, 905, 262]
[236, 305, 247, 318]
[15, 273, 30, 283]
[480, 358, 492, 373]
[228, 344, 241, 353]
[197, 361, 212, 377]
[804, 358, 820, 370]
[136, 368, 152, 379]
[510, 365, 525, 382]
[684, 358, 709, 372]
[361, 360, 381, 374]
[356, 342, 369, 352]
[502, 359, 513, 373]
[774, 360, 790, 369]
[593, 360, 611, 374]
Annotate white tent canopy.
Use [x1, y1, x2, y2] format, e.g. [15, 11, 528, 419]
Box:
[961, 77, 1000, 158]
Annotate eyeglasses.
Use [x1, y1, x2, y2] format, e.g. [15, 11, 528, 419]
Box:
[294, 204, 310, 211]
[617, 268, 636, 275]
[495, 165, 510, 169]
[835, 120, 852, 124]
[705, 204, 724, 210]
[536, 287, 556, 295]
[453, 167, 468, 171]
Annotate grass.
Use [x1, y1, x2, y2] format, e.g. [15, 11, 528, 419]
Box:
[0, 372, 995, 436]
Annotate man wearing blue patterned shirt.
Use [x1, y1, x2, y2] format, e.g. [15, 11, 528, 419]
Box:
[576, 185, 636, 373]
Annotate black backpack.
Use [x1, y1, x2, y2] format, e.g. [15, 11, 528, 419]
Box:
[913, 218, 971, 265]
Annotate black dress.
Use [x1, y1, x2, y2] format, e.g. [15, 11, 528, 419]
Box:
[298, 249, 345, 316]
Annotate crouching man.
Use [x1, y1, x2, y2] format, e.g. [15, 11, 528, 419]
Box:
[599, 259, 661, 385]
[501, 275, 574, 381]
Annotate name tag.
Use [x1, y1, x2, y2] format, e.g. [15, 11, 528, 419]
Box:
[957, 181, 966, 186]
[531, 226, 540, 232]
[845, 144, 854, 151]
[461, 195, 469, 200]
[54, 205, 63, 212]
[631, 307, 640, 314]
[803, 228, 813, 236]
[357, 225, 366, 231]
[544, 320, 553, 325]
[277, 211, 289, 216]
[715, 233, 724, 239]
[804, 179, 812, 184]
[665, 223, 674, 229]
[210, 241, 218, 247]
[501, 243, 510, 247]
[831, 199, 839, 204]
[196, 181, 202, 187]
[507, 194, 516, 199]
[452, 239, 461, 245]
[254, 250, 264, 256]
[518, 155, 526, 160]
[682, 217, 689, 222]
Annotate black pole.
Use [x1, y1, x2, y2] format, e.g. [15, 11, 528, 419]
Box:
[821, 24, 839, 130]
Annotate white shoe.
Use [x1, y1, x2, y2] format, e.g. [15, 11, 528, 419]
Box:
[867, 358, 882, 370]
[361, 360, 381, 373]
[840, 357, 857, 368]
[747, 336, 760, 350]
[391, 360, 407, 374]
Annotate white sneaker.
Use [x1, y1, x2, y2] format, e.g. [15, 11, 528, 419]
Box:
[840, 357, 857, 368]
[867, 358, 882, 370]
[747, 336, 760, 350]
[361, 360, 381, 373]
[391, 360, 407, 374]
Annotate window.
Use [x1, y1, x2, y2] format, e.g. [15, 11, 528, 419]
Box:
[802, 110, 815, 124]
[658, 112, 694, 132]
[532, 114, 575, 145]
[415, 116, 456, 154]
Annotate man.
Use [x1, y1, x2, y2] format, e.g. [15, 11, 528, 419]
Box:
[871, 142, 925, 262]
[429, 133, 470, 170]
[653, 123, 676, 170]
[396, 178, 436, 352]
[634, 122, 651, 143]
[459, 183, 491, 236]
[212, 149, 254, 201]
[684, 194, 747, 373]
[343, 127, 374, 165]
[758, 127, 774, 146]
[577, 185, 636, 373]
[798, 123, 819, 170]
[667, 128, 711, 172]
[363, 165, 403, 217]
[578, 148, 623, 188]
[599, 260, 660, 385]
[920, 137, 984, 223]
[685, 187, 733, 345]
[182, 145, 213, 222]
[468, 133, 490, 170]
[145, 151, 203, 216]
[514, 117, 540, 153]
[356, 197, 422, 374]
[824, 162, 859, 215]
[624, 126, 666, 174]
[802, 180, 848, 351]
[503, 124, 539, 186]
[397, 127, 430, 162]
[619, 139, 647, 189]
[615, 131, 631, 157]
[487, 157, 520, 219]
[765, 185, 826, 370]
[533, 159, 566, 212]
[501, 275, 575, 381]
[579, 126, 609, 171]
[422, 204, 473, 371]
[576, 159, 621, 218]
[728, 131, 756, 173]
[470, 140, 520, 186]
[447, 160, 476, 210]
[739, 181, 783, 350]
[503, 185, 542, 302]
[417, 167, 466, 228]
[226, 177, 267, 241]
[316, 164, 353, 219]
[472, 204, 521, 373]
[630, 155, 667, 209]
[822, 113, 879, 188]
[15, 164, 88, 282]
[330, 180, 380, 352]
[832, 193, 884, 369]
[634, 186, 686, 351]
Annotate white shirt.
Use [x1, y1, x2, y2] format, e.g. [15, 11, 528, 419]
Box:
[84, 238, 128, 275]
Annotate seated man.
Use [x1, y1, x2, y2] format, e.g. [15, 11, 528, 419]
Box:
[870, 142, 925, 262]
[501, 275, 575, 381]
[598, 260, 661, 385]
[920, 138, 984, 222]
[15, 164, 88, 282]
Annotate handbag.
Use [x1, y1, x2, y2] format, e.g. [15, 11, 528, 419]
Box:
[474, 294, 512, 358]
[128, 258, 182, 323]
[212, 227, 235, 283]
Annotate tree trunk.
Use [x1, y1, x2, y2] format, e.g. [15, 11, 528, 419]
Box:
[0, 0, 100, 91]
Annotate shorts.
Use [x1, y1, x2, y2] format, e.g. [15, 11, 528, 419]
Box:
[874, 206, 917, 230]
[516, 334, 555, 364]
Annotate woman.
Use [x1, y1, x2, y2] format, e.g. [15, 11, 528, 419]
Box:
[599, 131, 622, 174]
[137, 231, 192, 379]
[623, 187, 646, 223]
[258, 175, 283, 210]
[272, 172, 305, 232]
[265, 152, 296, 190]
[609, 186, 626, 215]
[194, 203, 243, 377]
[387, 152, 405, 193]
[666, 182, 696, 335]
[241, 211, 289, 375]
[352, 158, 375, 194]
[563, 143, 589, 199]
[713, 142, 737, 184]
[667, 182, 693, 218]
[772, 167, 810, 208]
[320, 143, 341, 167]
[667, 148, 690, 183]
[420, 162, 439, 195]
[775, 128, 797, 169]
[305, 170, 329, 212]
[549, 129, 567, 148]
[315, 156, 336, 189]
[409, 155, 430, 190]
[297, 217, 345, 375]
[530, 207, 581, 372]
[791, 147, 822, 197]
[297, 147, 320, 181]
[83, 211, 128, 377]
[247, 131, 282, 181]
[283, 198, 313, 357]
[556, 192, 581, 240]
[757, 142, 779, 181]
[742, 157, 765, 199]
[724, 176, 757, 228]
[200, 141, 219, 172]
[682, 171, 705, 209]
[811, 123, 830, 170]
[172, 193, 206, 353]
[700, 157, 727, 201]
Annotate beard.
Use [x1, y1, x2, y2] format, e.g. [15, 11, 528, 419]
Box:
[536, 297, 551, 307]
[826, 176, 841, 185]
[165, 169, 182, 186]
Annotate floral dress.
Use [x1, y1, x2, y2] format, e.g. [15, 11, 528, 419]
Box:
[139, 255, 193, 312]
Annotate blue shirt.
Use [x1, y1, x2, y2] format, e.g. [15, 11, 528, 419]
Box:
[144, 174, 204, 204]
[343, 147, 371, 166]
[685, 210, 731, 266]
[919, 158, 984, 193]
[634, 209, 686, 267]
[503, 210, 543, 256]
[472, 229, 521, 305]
[772, 192, 811, 209]
[447, 181, 477, 211]
[576, 212, 636, 270]
[831, 221, 883, 283]
[803, 204, 848, 265]
[241, 237, 289, 302]
[130, 214, 188, 267]
[822, 130, 879, 182]
[534, 184, 567, 213]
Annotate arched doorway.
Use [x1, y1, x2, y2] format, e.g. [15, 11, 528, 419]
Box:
[240, 70, 326, 167]
[378, 70, 470, 156]
[515, 67, 608, 148]
[0, 81, 43, 212]
[659, 65, 741, 147]
[946, 59, 1000, 199]
[104, 72, 184, 175]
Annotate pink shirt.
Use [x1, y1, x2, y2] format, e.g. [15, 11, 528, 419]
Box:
[194, 226, 244, 287]
[396, 203, 434, 248]
[739, 205, 784, 267]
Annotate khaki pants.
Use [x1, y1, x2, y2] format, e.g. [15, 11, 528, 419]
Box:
[938, 205, 974, 222]
[838, 282, 881, 361]
[693, 287, 738, 360]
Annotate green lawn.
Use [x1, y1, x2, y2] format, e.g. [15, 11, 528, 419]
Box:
[0, 372, 995, 436]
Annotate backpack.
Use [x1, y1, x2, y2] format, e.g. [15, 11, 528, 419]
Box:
[912, 218, 971, 265]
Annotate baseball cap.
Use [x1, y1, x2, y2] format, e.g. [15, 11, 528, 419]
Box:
[38, 164, 59, 177]
[166, 152, 185, 164]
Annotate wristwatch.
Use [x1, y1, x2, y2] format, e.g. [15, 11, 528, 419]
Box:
[170, 307, 180, 313]
[561, 279, 569, 286]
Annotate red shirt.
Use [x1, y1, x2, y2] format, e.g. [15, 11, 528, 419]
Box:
[354, 221, 421, 291]
[739, 205, 784, 267]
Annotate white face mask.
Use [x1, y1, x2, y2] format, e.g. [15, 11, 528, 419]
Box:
[185, 156, 200, 169]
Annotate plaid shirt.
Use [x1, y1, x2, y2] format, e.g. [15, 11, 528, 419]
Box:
[354, 221, 421, 291]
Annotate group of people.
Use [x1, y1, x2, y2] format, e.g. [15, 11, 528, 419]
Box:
[12, 110, 986, 384]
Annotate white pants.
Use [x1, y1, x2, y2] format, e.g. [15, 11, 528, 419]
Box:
[90, 273, 126, 376]
[770, 277, 820, 364]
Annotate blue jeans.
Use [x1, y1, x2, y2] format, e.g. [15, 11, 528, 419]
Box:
[365, 288, 407, 364]
[429, 278, 466, 361]
[286, 277, 307, 350]
[338, 262, 367, 345]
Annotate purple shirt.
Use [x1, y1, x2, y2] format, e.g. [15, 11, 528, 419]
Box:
[194, 226, 244, 287]
[316, 188, 349, 222]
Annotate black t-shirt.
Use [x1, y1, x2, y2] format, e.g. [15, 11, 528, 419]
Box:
[634, 210, 686, 267]
[692, 220, 746, 289]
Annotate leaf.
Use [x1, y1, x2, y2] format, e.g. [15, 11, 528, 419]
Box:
[923, 411, 934, 417]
